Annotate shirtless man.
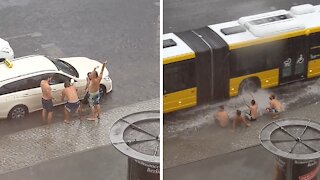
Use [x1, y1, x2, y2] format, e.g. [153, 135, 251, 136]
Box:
[246, 99, 258, 121]
[87, 61, 107, 121]
[40, 75, 54, 123]
[61, 81, 81, 123]
[81, 72, 91, 105]
[232, 110, 251, 133]
[266, 94, 283, 118]
[214, 105, 229, 127]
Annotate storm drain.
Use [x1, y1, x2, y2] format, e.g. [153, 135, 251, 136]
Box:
[260, 118, 320, 180]
[110, 111, 160, 180]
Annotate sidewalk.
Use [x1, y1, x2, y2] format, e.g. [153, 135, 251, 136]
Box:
[0, 98, 159, 175]
[164, 145, 274, 180]
[0, 145, 127, 180]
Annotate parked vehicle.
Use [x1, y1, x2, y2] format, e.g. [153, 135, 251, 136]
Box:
[0, 55, 112, 119]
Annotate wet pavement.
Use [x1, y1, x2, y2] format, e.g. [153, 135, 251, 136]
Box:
[163, 79, 320, 169]
[0, 98, 159, 178]
[0, 0, 159, 135]
[163, 0, 320, 174]
[0, 145, 127, 180]
[164, 145, 274, 180]
[164, 0, 318, 33]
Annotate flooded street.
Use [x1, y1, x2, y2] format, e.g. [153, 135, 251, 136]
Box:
[164, 78, 320, 137]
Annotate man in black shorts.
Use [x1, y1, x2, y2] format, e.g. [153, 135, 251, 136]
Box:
[40, 75, 54, 123]
[61, 81, 81, 123]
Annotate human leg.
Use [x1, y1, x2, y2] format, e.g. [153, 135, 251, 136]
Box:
[42, 109, 47, 121]
[96, 104, 101, 120]
[64, 107, 70, 123]
[47, 99, 54, 123]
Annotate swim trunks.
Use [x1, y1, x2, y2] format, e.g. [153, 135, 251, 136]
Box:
[42, 98, 53, 112]
[88, 91, 100, 107]
[65, 100, 80, 113]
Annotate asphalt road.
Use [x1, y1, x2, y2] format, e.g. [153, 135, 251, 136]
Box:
[163, 0, 320, 177]
[0, 0, 159, 135]
[163, 0, 320, 135]
[164, 0, 319, 33]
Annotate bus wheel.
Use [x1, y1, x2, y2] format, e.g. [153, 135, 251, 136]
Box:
[239, 78, 260, 95]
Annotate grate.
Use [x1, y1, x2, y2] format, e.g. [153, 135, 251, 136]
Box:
[260, 118, 320, 160]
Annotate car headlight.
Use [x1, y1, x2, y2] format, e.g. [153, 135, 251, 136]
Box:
[1, 47, 10, 54]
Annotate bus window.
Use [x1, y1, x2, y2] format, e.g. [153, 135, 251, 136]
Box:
[309, 33, 320, 60]
[265, 40, 286, 69]
[163, 60, 195, 95]
[230, 46, 266, 77]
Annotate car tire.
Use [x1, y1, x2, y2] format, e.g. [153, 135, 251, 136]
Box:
[239, 78, 260, 95]
[99, 85, 107, 98]
[8, 105, 28, 119]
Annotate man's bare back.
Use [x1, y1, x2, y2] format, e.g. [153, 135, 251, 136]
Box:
[63, 86, 79, 102]
[249, 104, 258, 119]
[215, 111, 228, 127]
[40, 80, 52, 100]
[270, 99, 282, 112]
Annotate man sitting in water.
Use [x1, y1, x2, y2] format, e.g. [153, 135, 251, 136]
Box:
[266, 94, 283, 119]
[61, 80, 82, 123]
[232, 110, 251, 133]
[214, 105, 229, 128]
[245, 99, 258, 121]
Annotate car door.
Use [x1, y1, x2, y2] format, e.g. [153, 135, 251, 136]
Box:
[50, 73, 71, 106]
[71, 78, 87, 99]
[3, 78, 39, 114]
[22, 75, 44, 111]
[0, 80, 23, 117]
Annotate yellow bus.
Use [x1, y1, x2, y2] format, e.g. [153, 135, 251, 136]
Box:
[163, 4, 320, 113]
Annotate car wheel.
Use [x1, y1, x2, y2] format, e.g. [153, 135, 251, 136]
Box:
[8, 105, 28, 119]
[99, 85, 106, 98]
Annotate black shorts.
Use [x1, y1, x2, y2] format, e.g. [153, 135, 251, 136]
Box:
[81, 92, 90, 104]
[65, 101, 80, 113]
[42, 98, 53, 112]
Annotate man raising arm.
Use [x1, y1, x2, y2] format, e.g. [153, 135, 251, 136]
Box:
[87, 61, 107, 121]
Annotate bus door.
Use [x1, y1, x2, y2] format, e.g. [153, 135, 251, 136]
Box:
[279, 36, 307, 84]
[163, 59, 197, 113]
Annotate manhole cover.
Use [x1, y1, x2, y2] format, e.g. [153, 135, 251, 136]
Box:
[260, 118, 320, 160]
[110, 111, 160, 164]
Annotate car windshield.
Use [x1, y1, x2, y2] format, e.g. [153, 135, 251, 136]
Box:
[47, 57, 79, 78]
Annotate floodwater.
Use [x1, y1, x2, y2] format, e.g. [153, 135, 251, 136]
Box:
[164, 79, 320, 137]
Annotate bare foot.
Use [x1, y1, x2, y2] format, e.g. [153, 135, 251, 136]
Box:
[272, 115, 280, 119]
[64, 120, 70, 124]
[87, 117, 96, 121]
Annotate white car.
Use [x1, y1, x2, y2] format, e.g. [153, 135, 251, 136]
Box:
[0, 38, 14, 59]
[0, 55, 112, 119]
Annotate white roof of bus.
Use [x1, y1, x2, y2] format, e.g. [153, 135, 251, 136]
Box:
[209, 4, 320, 46]
[163, 33, 194, 59]
[0, 55, 57, 82]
